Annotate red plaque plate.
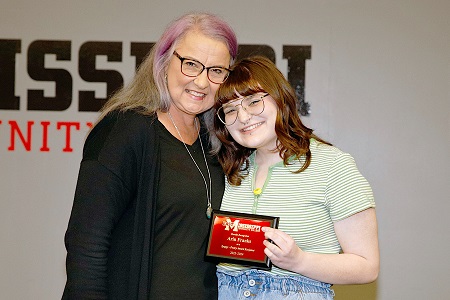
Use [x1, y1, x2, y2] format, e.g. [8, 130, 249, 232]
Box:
[205, 210, 279, 270]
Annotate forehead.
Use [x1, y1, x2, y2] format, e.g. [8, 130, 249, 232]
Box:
[222, 92, 243, 105]
[175, 31, 230, 66]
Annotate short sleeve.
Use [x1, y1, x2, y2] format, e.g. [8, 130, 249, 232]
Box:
[325, 152, 375, 222]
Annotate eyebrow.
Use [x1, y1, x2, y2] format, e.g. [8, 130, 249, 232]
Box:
[222, 102, 237, 107]
[180, 54, 229, 69]
[222, 97, 244, 107]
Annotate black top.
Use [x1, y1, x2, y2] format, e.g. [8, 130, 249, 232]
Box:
[149, 120, 223, 299]
[63, 111, 224, 300]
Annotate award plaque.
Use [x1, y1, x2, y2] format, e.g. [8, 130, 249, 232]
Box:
[205, 210, 279, 270]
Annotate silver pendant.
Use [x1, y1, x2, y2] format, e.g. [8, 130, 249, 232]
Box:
[206, 206, 213, 219]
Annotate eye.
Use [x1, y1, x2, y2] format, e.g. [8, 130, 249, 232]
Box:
[223, 106, 238, 115]
[183, 60, 201, 69]
[247, 98, 262, 107]
[209, 67, 225, 75]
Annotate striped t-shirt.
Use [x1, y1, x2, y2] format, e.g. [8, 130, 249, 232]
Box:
[217, 138, 375, 276]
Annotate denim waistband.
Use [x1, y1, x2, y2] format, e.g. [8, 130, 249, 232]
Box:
[217, 269, 334, 296]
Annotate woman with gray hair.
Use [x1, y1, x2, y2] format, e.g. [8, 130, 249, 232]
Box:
[63, 12, 237, 299]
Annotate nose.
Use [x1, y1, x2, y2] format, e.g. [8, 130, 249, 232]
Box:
[193, 69, 209, 89]
[236, 106, 252, 124]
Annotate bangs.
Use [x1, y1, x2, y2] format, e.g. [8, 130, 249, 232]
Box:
[216, 65, 265, 104]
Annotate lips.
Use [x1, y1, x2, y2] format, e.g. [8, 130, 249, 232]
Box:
[241, 122, 263, 132]
[186, 89, 206, 98]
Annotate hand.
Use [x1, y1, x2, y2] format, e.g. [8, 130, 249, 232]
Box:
[262, 227, 303, 272]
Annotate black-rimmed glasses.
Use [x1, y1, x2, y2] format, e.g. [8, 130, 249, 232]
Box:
[173, 51, 231, 84]
[217, 93, 270, 126]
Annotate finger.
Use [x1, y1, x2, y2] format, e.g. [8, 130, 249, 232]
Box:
[263, 228, 291, 245]
[261, 226, 273, 233]
[263, 228, 281, 242]
[263, 239, 283, 257]
[263, 239, 277, 250]
[264, 247, 275, 259]
[265, 231, 289, 251]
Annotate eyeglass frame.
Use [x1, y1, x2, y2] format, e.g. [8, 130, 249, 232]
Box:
[173, 51, 231, 84]
[216, 93, 270, 126]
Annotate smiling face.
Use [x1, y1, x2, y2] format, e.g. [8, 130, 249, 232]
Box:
[224, 92, 279, 152]
[166, 30, 231, 117]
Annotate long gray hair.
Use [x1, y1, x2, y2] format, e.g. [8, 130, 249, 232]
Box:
[96, 12, 238, 127]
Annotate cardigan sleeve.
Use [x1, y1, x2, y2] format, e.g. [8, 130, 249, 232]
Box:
[63, 160, 132, 299]
[62, 111, 152, 299]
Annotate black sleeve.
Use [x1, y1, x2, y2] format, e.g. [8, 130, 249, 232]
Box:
[63, 160, 132, 299]
[62, 111, 147, 299]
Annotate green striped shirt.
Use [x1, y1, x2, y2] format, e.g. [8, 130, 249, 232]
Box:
[217, 138, 375, 276]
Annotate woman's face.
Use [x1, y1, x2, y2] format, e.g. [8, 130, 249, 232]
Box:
[166, 31, 231, 116]
[224, 92, 279, 152]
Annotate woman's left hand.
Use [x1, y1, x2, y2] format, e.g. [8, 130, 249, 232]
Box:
[262, 227, 303, 272]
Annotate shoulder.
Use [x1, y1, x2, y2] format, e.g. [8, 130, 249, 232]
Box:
[307, 138, 362, 173]
[83, 110, 157, 160]
[309, 138, 345, 161]
[97, 110, 155, 135]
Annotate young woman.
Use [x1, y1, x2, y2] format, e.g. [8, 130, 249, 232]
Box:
[212, 56, 379, 299]
[63, 13, 237, 299]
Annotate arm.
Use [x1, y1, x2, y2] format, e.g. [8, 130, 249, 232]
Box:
[63, 112, 143, 299]
[63, 160, 132, 299]
[263, 207, 379, 284]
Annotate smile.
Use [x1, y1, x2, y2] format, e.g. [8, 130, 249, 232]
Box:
[242, 122, 263, 132]
[187, 89, 206, 98]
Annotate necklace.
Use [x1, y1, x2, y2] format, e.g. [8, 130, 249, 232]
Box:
[167, 111, 213, 219]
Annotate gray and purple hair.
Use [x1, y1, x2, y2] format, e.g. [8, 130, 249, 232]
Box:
[153, 12, 238, 110]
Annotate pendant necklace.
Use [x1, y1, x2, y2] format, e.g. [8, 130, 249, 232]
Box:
[167, 111, 213, 219]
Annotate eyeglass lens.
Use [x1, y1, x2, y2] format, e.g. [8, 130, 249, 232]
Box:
[217, 94, 266, 125]
[181, 59, 229, 83]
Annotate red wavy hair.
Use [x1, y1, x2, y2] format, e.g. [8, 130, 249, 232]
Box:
[213, 56, 330, 185]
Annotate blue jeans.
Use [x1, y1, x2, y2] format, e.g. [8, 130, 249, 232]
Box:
[217, 269, 334, 300]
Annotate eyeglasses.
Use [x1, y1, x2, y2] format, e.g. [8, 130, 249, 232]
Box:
[217, 93, 269, 126]
[173, 51, 231, 84]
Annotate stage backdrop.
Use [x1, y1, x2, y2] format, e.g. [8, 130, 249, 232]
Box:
[1, 1, 449, 299]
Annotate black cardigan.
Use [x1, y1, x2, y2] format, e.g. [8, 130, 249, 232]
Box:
[63, 111, 161, 299]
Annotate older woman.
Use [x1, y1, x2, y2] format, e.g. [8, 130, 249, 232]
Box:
[63, 12, 237, 299]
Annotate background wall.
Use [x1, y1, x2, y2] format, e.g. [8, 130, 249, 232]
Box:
[1, 0, 449, 299]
